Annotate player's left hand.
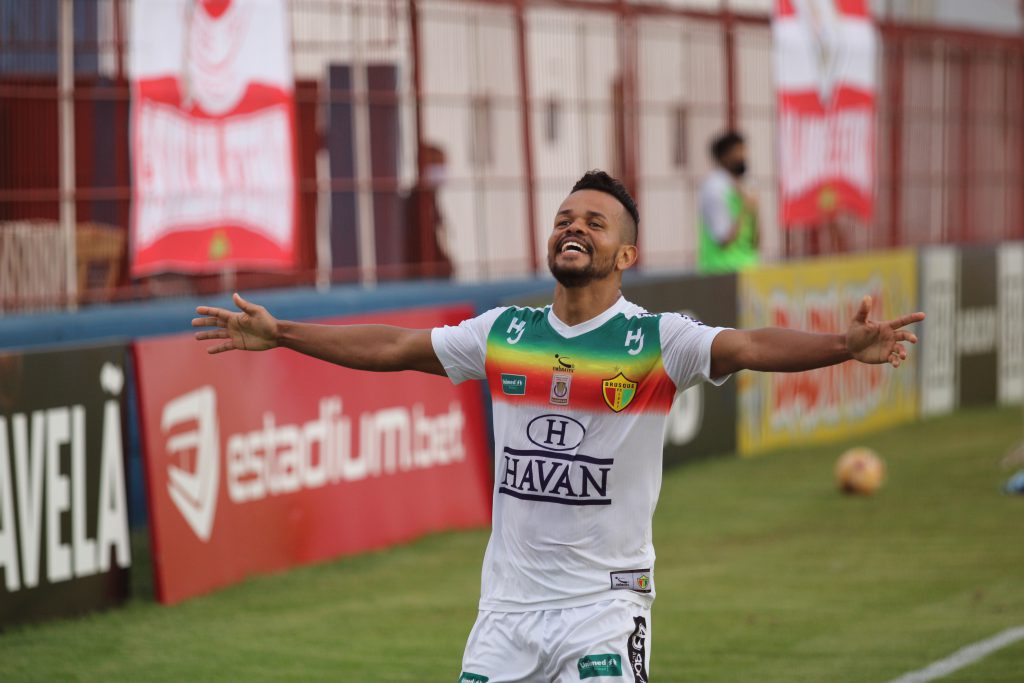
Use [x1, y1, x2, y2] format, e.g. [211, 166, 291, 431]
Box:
[846, 295, 924, 368]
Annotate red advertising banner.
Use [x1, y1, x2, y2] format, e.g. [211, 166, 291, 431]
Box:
[773, 0, 877, 225]
[134, 305, 492, 604]
[129, 0, 298, 275]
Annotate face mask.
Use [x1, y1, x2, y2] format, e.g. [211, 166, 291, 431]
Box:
[727, 160, 747, 178]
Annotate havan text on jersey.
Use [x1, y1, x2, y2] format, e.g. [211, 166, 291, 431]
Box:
[499, 447, 612, 506]
[500, 414, 611, 505]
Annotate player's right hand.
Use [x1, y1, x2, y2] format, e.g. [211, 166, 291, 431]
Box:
[192, 292, 279, 354]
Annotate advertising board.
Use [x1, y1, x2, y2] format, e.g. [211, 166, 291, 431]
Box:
[0, 345, 131, 628]
[134, 305, 492, 604]
[739, 250, 918, 455]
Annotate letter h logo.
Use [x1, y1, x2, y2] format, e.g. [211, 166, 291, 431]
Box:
[544, 418, 568, 447]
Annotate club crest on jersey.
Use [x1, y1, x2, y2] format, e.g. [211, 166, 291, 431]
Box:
[602, 373, 637, 412]
[550, 372, 572, 405]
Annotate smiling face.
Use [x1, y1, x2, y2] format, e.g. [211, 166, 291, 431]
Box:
[547, 189, 637, 288]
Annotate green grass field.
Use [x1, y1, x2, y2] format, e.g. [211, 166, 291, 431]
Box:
[2, 406, 1023, 682]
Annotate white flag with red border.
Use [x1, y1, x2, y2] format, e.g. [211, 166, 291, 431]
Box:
[773, 0, 877, 226]
[130, 0, 297, 276]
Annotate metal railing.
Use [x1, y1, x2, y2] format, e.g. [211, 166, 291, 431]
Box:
[1, 0, 1022, 313]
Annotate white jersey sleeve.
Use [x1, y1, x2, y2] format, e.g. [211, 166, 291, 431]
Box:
[659, 313, 732, 391]
[430, 307, 507, 384]
[699, 171, 735, 244]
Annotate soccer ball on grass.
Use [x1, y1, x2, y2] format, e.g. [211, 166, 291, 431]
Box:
[835, 447, 885, 495]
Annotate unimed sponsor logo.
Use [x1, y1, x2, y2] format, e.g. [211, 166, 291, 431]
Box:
[578, 654, 623, 679]
[0, 364, 131, 593]
[161, 387, 468, 540]
[500, 374, 526, 396]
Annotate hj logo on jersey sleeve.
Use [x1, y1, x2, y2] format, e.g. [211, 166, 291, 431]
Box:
[625, 329, 644, 355]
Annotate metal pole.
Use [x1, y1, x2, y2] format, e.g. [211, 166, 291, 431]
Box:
[618, 0, 639, 220]
[515, 0, 540, 274]
[408, 0, 435, 278]
[887, 35, 904, 249]
[958, 49, 971, 243]
[59, 0, 78, 310]
[723, 0, 737, 131]
[1019, 54, 1024, 240]
[315, 76, 332, 291]
[351, 3, 377, 286]
[113, 0, 125, 81]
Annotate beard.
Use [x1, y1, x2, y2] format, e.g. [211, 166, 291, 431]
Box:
[548, 253, 615, 288]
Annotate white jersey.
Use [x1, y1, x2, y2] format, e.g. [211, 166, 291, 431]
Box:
[432, 297, 728, 612]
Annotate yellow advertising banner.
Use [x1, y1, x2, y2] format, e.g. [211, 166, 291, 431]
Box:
[738, 250, 918, 456]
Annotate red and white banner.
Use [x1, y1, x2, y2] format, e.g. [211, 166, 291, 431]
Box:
[130, 0, 298, 276]
[134, 305, 492, 604]
[773, 0, 877, 225]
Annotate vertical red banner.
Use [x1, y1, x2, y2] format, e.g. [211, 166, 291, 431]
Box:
[773, 0, 878, 226]
[134, 305, 493, 604]
[130, 0, 298, 275]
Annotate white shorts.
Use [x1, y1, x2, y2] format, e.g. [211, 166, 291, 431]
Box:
[458, 599, 652, 683]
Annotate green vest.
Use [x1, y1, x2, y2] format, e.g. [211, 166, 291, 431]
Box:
[698, 186, 759, 274]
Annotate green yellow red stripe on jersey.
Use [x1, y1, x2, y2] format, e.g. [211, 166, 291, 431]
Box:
[484, 306, 677, 414]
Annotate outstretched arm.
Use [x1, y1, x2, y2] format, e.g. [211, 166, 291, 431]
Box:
[710, 295, 924, 379]
[192, 293, 446, 376]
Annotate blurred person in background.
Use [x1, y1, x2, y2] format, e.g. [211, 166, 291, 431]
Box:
[698, 131, 760, 273]
[406, 142, 454, 279]
[193, 171, 922, 682]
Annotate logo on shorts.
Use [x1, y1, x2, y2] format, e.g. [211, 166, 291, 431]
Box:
[627, 616, 649, 683]
[501, 373, 527, 396]
[459, 673, 489, 683]
[578, 654, 623, 679]
[602, 373, 637, 412]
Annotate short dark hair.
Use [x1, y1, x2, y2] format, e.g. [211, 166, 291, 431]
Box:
[570, 170, 639, 245]
[710, 131, 745, 162]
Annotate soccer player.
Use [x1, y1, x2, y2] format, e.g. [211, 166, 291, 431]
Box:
[193, 171, 923, 682]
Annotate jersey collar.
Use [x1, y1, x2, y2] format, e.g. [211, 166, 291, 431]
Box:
[546, 296, 630, 339]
